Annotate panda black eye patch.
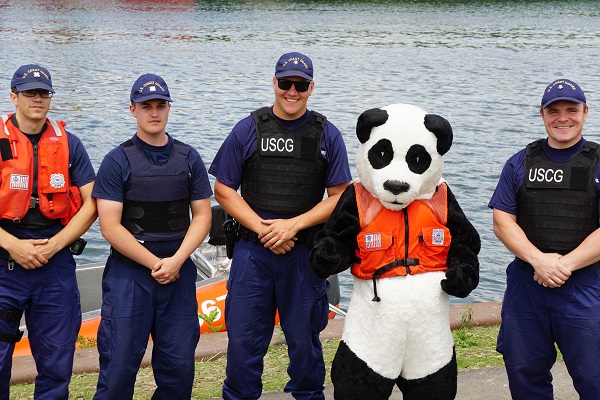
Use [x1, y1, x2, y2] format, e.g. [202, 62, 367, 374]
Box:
[368, 139, 394, 169]
[406, 144, 431, 174]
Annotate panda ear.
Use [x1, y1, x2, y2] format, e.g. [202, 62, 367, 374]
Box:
[356, 108, 389, 144]
[424, 114, 453, 155]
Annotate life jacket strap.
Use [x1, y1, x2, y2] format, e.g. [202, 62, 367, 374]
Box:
[0, 307, 24, 343]
[370, 258, 420, 302]
[371, 278, 380, 302]
[374, 258, 420, 278]
[0, 329, 24, 343]
[0, 308, 23, 322]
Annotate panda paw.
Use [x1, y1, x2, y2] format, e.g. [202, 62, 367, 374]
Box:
[441, 267, 476, 298]
[310, 237, 345, 278]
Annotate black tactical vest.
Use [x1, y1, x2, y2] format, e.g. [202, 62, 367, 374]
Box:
[120, 139, 191, 241]
[242, 107, 327, 214]
[517, 139, 600, 253]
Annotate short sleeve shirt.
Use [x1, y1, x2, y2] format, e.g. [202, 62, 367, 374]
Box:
[488, 138, 600, 215]
[209, 108, 352, 219]
[93, 134, 212, 203]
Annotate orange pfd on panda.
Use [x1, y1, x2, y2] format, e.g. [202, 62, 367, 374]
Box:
[351, 181, 451, 286]
[0, 114, 82, 226]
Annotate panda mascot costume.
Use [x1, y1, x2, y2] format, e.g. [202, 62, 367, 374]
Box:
[310, 104, 480, 400]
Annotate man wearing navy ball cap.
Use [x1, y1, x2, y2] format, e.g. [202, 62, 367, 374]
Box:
[92, 73, 212, 399]
[275, 51, 314, 80]
[490, 78, 600, 399]
[210, 52, 352, 399]
[541, 79, 586, 108]
[0, 64, 96, 399]
[10, 64, 55, 93]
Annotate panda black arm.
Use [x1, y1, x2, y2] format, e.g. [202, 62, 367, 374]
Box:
[440, 185, 481, 298]
[310, 183, 361, 278]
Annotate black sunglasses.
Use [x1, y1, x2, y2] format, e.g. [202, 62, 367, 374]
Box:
[277, 79, 311, 93]
[20, 89, 53, 98]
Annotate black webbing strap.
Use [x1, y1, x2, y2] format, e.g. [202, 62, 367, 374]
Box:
[374, 258, 421, 278]
[0, 138, 13, 161]
[237, 224, 323, 246]
[371, 258, 420, 302]
[238, 225, 261, 244]
[0, 330, 24, 343]
[0, 309, 24, 343]
[0, 309, 23, 322]
[110, 247, 133, 264]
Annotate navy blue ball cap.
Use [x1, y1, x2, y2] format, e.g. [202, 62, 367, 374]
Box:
[11, 64, 54, 93]
[130, 73, 173, 103]
[275, 52, 313, 80]
[541, 79, 586, 108]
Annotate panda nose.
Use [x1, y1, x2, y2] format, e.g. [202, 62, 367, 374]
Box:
[384, 180, 409, 195]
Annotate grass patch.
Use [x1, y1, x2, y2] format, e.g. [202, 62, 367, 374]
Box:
[76, 335, 97, 349]
[11, 325, 513, 399]
[453, 324, 503, 369]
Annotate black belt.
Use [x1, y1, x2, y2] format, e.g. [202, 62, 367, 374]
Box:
[110, 247, 131, 264]
[0, 247, 10, 261]
[237, 224, 323, 246]
[110, 246, 178, 265]
[519, 259, 600, 272]
[238, 225, 262, 244]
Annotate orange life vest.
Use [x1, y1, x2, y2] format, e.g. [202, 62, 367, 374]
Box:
[0, 114, 82, 226]
[351, 181, 451, 281]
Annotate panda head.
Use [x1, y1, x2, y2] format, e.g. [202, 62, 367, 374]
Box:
[355, 103, 453, 211]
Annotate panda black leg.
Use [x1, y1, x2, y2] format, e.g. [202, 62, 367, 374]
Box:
[331, 340, 396, 400]
[396, 348, 458, 400]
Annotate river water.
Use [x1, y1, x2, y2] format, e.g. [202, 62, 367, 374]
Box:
[2, 0, 600, 307]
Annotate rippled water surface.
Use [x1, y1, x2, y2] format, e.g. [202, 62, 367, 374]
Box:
[2, 0, 600, 306]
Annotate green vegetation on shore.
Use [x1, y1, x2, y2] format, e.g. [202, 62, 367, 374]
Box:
[10, 324, 506, 400]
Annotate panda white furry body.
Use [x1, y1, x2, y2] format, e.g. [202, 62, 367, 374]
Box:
[310, 103, 480, 400]
[343, 273, 453, 380]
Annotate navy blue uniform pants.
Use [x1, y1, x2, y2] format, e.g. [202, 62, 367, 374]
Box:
[93, 240, 200, 400]
[0, 249, 81, 400]
[497, 261, 600, 400]
[222, 239, 329, 400]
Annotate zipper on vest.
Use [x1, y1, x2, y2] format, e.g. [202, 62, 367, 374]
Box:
[371, 208, 412, 302]
[32, 143, 39, 202]
[404, 209, 410, 275]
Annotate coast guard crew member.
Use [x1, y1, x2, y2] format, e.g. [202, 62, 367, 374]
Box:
[92, 73, 212, 399]
[489, 78, 600, 399]
[0, 64, 97, 399]
[210, 52, 352, 400]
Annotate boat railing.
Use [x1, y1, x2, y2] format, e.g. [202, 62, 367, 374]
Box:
[190, 241, 231, 281]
